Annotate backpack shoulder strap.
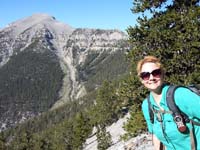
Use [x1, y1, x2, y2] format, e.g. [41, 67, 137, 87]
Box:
[167, 85, 200, 126]
[166, 85, 182, 116]
[147, 95, 154, 124]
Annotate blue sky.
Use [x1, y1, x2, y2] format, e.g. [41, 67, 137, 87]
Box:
[0, 0, 139, 32]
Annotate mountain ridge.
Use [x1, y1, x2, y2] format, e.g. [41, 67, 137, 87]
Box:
[0, 13, 130, 131]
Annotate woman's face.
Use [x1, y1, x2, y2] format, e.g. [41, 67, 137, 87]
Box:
[140, 62, 164, 92]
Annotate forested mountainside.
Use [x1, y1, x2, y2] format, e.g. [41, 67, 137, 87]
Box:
[0, 13, 130, 131]
[1, 1, 200, 150]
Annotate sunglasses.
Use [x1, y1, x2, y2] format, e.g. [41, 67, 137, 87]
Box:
[140, 68, 162, 81]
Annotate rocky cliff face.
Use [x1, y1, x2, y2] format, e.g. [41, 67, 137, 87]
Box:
[59, 28, 128, 103]
[0, 13, 129, 131]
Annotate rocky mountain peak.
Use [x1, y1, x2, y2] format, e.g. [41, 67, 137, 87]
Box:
[0, 13, 76, 66]
[6, 13, 74, 37]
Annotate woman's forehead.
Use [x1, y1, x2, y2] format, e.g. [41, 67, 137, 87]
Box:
[141, 62, 160, 72]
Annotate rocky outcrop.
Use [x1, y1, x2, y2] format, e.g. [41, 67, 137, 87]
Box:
[84, 114, 154, 150]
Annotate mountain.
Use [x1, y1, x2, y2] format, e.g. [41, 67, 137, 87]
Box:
[0, 13, 130, 131]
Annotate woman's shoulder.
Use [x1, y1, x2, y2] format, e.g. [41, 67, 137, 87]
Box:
[165, 84, 191, 96]
[173, 85, 200, 107]
[174, 86, 195, 96]
[142, 98, 149, 111]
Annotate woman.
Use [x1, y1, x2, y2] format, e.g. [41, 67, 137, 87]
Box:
[137, 56, 200, 150]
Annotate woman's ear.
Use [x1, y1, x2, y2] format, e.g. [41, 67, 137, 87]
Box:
[140, 77, 145, 84]
[161, 70, 165, 79]
[138, 74, 143, 83]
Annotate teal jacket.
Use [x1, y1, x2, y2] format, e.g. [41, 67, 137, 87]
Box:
[142, 84, 200, 150]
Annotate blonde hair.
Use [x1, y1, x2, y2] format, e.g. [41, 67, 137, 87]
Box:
[136, 56, 163, 76]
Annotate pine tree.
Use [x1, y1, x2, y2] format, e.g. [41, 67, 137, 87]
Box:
[0, 133, 6, 150]
[96, 126, 112, 150]
[123, 0, 200, 136]
[72, 112, 92, 150]
[122, 105, 146, 140]
[93, 81, 121, 127]
[62, 121, 74, 150]
[128, 0, 200, 84]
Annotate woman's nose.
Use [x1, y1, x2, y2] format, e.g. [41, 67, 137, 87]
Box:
[149, 74, 154, 80]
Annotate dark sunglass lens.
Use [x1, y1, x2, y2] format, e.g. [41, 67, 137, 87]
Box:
[140, 72, 150, 80]
[152, 69, 161, 77]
